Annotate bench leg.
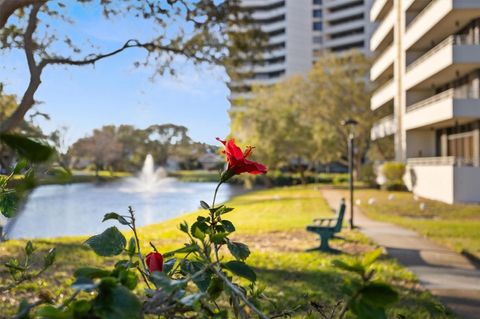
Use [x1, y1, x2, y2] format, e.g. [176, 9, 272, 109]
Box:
[319, 232, 332, 252]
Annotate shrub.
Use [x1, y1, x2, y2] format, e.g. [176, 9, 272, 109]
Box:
[359, 163, 378, 188]
[382, 162, 407, 191]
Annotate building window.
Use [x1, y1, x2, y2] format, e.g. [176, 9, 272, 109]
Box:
[313, 0, 322, 5]
[313, 10, 322, 18]
[313, 22, 323, 31]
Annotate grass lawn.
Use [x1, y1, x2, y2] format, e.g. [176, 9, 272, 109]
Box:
[0, 186, 452, 318]
[347, 188, 480, 260]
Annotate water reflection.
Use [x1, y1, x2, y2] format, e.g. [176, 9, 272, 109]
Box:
[6, 179, 241, 239]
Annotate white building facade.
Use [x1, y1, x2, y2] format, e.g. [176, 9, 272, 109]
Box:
[370, 0, 480, 203]
[230, 0, 373, 107]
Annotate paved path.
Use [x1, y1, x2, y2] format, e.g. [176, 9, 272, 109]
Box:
[321, 188, 480, 319]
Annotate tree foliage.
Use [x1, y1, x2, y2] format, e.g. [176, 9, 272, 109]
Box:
[69, 124, 216, 172]
[231, 50, 373, 174]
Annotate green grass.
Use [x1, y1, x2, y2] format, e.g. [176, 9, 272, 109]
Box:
[347, 188, 480, 260]
[0, 186, 452, 318]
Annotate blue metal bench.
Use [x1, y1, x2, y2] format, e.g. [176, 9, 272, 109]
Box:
[306, 199, 346, 252]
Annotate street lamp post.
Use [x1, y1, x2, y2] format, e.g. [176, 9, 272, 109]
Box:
[341, 119, 358, 230]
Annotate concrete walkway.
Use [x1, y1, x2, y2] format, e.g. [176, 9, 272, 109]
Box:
[321, 188, 480, 319]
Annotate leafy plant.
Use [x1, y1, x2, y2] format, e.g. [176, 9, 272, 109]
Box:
[382, 162, 407, 191]
[1, 137, 400, 319]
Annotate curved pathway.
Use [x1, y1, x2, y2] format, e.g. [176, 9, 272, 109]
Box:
[321, 188, 480, 319]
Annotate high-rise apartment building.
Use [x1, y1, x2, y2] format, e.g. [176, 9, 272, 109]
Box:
[370, 0, 480, 203]
[229, 0, 373, 107]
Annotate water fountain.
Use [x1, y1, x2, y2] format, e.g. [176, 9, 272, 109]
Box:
[125, 154, 170, 193]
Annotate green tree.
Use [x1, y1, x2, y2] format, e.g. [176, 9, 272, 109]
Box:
[70, 126, 123, 176]
[232, 50, 373, 177]
[305, 50, 373, 173]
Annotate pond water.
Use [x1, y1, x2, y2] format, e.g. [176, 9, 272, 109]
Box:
[5, 178, 243, 239]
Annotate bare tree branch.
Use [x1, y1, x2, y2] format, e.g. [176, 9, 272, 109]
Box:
[0, 2, 43, 133]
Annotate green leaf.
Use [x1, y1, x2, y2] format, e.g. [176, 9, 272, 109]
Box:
[200, 200, 210, 209]
[191, 221, 206, 240]
[127, 237, 136, 257]
[163, 258, 177, 275]
[74, 267, 111, 279]
[163, 244, 199, 258]
[72, 277, 98, 291]
[102, 212, 130, 225]
[227, 241, 250, 261]
[118, 269, 138, 290]
[0, 191, 17, 218]
[179, 221, 189, 234]
[359, 282, 399, 307]
[94, 284, 143, 319]
[13, 159, 28, 174]
[362, 249, 383, 267]
[214, 206, 234, 217]
[16, 299, 31, 319]
[332, 259, 365, 276]
[207, 276, 224, 300]
[36, 305, 72, 319]
[71, 300, 92, 315]
[46, 166, 72, 182]
[43, 248, 56, 268]
[181, 260, 211, 292]
[350, 299, 387, 319]
[221, 220, 235, 233]
[210, 232, 228, 244]
[25, 241, 35, 256]
[0, 134, 54, 163]
[85, 227, 126, 257]
[223, 261, 256, 282]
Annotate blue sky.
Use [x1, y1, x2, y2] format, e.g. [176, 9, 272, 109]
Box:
[0, 3, 231, 146]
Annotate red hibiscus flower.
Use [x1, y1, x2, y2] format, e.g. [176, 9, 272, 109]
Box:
[145, 251, 163, 273]
[216, 138, 267, 176]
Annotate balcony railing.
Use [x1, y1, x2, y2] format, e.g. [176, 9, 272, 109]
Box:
[405, 0, 437, 31]
[408, 156, 474, 166]
[406, 89, 454, 113]
[406, 35, 472, 72]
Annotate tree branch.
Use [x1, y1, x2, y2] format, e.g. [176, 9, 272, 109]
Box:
[0, 2, 42, 133]
[39, 39, 219, 70]
[0, 0, 45, 30]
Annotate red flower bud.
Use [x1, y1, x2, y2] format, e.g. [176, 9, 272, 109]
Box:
[216, 137, 267, 176]
[145, 251, 163, 273]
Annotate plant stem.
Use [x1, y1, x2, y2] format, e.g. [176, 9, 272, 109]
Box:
[211, 181, 223, 209]
[211, 266, 270, 319]
[128, 206, 152, 290]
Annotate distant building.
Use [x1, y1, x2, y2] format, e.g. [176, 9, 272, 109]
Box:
[370, 0, 480, 203]
[229, 0, 373, 110]
[198, 153, 224, 170]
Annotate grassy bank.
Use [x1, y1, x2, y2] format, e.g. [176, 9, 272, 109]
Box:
[0, 186, 451, 318]
[346, 189, 480, 260]
[6, 170, 132, 187]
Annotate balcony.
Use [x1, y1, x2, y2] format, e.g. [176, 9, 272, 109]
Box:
[370, 44, 394, 82]
[405, 0, 480, 50]
[371, 115, 396, 140]
[370, 0, 392, 22]
[371, 79, 394, 110]
[324, 19, 364, 35]
[406, 157, 480, 203]
[405, 35, 480, 90]
[405, 88, 480, 130]
[326, 5, 364, 22]
[370, 9, 394, 52]
[324, 33, 365, 49]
